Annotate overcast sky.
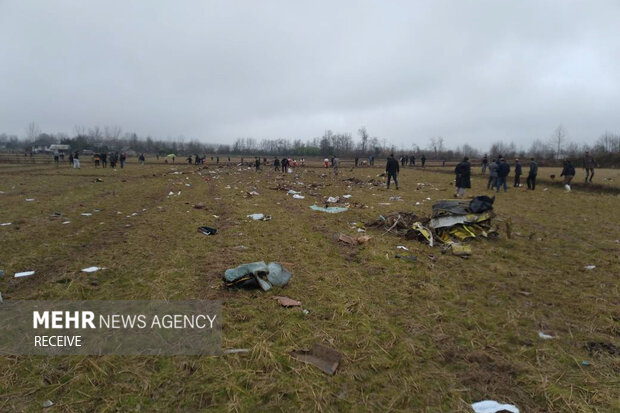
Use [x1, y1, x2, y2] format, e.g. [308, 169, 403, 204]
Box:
[1, 1, 619, 149]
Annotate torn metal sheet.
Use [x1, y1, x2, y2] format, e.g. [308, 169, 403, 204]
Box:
[429, 211, 494, 229]
[291, 344, 342, 375]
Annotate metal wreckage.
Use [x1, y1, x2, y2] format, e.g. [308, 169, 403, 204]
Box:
[367, 196, 498, 254]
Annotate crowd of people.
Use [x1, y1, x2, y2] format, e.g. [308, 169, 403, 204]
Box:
[451, 151, 598, 197]
[51, 149, 601, 198]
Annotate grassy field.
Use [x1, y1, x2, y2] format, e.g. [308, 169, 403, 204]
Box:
[0, 159, 618, 412]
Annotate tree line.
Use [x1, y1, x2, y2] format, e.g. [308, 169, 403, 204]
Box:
[1, 123, 618, 166]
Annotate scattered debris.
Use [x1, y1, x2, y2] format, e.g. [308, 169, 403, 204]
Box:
[1, 222, 11, 226]
[287, 189, 301, 195]
[581, 360, 591, 366]
[81, 267, 103, 273]
[292, 194, 305, 199]
[584, 265, 596, 270]
[309, 205, 348, 213]
[395, 254, 417, 262]
[396, 246, 409, 251]
[42, 400, 54, 408]
[450, 244, 472, 257]
[0, 269, 4, 278]
[471, 400, 519, 413]
[412, 222, 434, 246]
[232, 245, 249, 251]
[25, 198, 35, 202]
[342, 194, 352, 198]
[197, 226, 218, 235]
[327, 196, 339, 203]
[14, 271, 35, 278]
[0, 291, 3, 303]
[272, 296, 301, 307]
[247, 213, 271, 221]
[538, 331, 555, 340]
[81, 213, 92, 216]
[223, 348, 250, 355]
[290, 344, 342, 375]
[224, 261, 292, 291]
[194, 202, 206, 209]
[336, 233, 371, 245]
[586, 341, 616, 355]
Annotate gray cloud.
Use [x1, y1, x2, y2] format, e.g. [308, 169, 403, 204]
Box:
[1, 0, 619, 149]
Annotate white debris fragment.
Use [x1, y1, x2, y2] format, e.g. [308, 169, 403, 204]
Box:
[396, 246, 409, 251]
[15, 271, 35, 278]
[292, 194, 305, 199]
[584, 265, 596, 270]
[538, 331, 555, 340]
[81, 213, 92, 216]
[471, 400, 519, 413]
[1, 222, 12, 226]
[81, 266, 104, 273]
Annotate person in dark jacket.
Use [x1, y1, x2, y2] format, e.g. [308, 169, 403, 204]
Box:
[527, 158, 538, 190]
[496, 158, 510, 192]
[481, 154, 488, 174]
[560, 160, 575, 191]
[281, 157, 288, 173]
[454, 157, 471, 198]
[273, 157, 280, 171]
[255, 157, 260, 171]
[421, 154, 426, 167]
[385, 154, 400, 190]
[513, 159, 522, 187]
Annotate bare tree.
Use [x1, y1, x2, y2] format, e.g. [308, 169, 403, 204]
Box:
[551, 125, 566, 160]
[104, 126, 122, 140]
[26, 121, 40, 142]
[88, 126, 102, 141]
[358, 126, 369, 154]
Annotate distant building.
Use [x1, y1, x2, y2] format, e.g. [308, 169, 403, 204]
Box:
[48, 144, 71, 154]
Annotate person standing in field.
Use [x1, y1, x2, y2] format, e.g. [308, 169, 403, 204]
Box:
[561, 160, 575, 192]
[454, 157, 471, 198]
[73, 151, 80, 169]
[273, 157, 280, 171]
[385, 153, 400, 190]
[281, 157, 288, 173]
[527, 158, 538, 190]
[255, 157, 260, 171]
[481, 154, 488, 174]
[513, 159, 522, 187]
[421, 154, 426, 167]
[139, 153, 145, 165]
[496, 157, 510, 192]
[333, 156, 340, 175]
[323, 157, 329, 168]
[120, 152, 126, 168]
[486, 159, 498, 189]
[583, 151, 597, 183]
[53, 151, 59, 167]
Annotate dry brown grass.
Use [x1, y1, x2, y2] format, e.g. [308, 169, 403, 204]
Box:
[0, 159, 618, 411]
